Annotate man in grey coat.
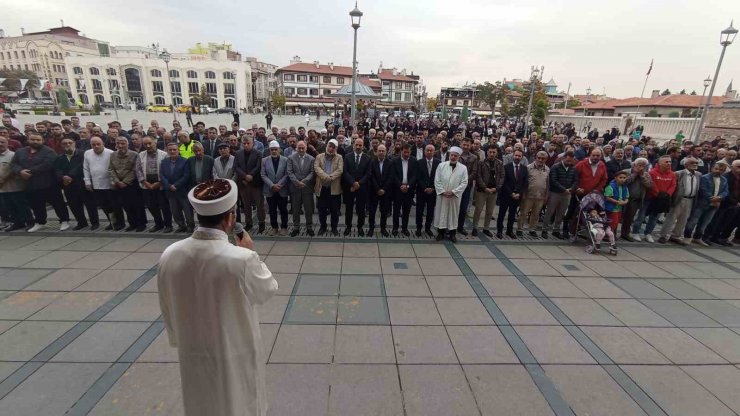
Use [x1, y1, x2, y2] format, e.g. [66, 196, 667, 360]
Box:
[659, 157, 702, 245]
[286, 140, 315, 236]
[261, 141, 289, 235]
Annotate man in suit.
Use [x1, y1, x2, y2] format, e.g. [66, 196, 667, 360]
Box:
[684, 161, 728, 245]
[410, 132, 427, 160]
[659, 157, 702, 245]
[287, 140, 316, 236]
[189, 121, 207, 143]
[201, 127, 222, 158]
[415, 144, 440, 237]
[342, 136, 371, 236]
[261, 141, 290, 236]
[160, 142, 194, 233]
[434, 139, 450, 162]
[368, 144, 393, 237]
[391, 143, 417, 236]
[497, 149, 528, 239]
[54, 137, 96, 230]
[314, 139, 344, 236]
[706, 160, 740, 245]
[235, 136, 266, 233]
[456, 137, 479, 235]
[188, 142, 215, 187]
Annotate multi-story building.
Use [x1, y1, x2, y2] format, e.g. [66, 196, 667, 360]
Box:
[439, 83, 523, 116]
[0, 26, 109, 94]
[362, 64, 420, 111]
[64, 46, 252, 109]
[246, 57, 277, 112]
[187, 42, 242, 62]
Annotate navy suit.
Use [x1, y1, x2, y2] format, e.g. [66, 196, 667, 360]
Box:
[415, 157, 440, 231]
[160, 156, 194, 229]
[497, 162, 528, 233]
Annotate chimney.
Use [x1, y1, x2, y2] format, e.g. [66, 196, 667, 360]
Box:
[313, 60, 320, 68]
[392, 67, 397, 76]
[329, 62, 334, 70]
[401, 68, 406, 76]
[290, 55, 302, 64]
[650, 90, 660, 99]
[378, 61, 383, 75]
[21, 27, 25, 35]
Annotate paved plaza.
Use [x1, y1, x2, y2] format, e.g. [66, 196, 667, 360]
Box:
[0, 224, 739, 415]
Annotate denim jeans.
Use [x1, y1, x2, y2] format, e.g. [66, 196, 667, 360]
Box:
[684, 204, 717, 240]
[632, 199, 661, 236]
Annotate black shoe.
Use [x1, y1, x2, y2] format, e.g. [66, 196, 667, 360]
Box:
[290, 229, 300, 237]
[306, 228, 315, 236]
[496, 232, 503, 238]
[175, 227, 188, 233]
[317, 227, 327, 236]
[73, 223, 88, 231]
[436, 232, 445, 241]
[483, 230, 493, 238]
[449, 234, 457, 243]
[381, 229, 390, 237]
[402, 229, 410, 237]
[471, 229, 478, 237]
[149, 225, 164, 233]
[104, 224, 113, 231]
[541, 231, 548, 239]
[529, 231, 538, 237]
[552, 231, 562, 240]
[90, 223, 100, 231]
[516, 230, 523, 237]
[162, 226, 173, 233]
[113, 224, 126, 231]
[135, 226, 147, 232]
[187, 226, 195, 233]
[331, 228, 339, 236]
[125, 225, 137, 232]
[562, 231, 570, 240]
[344, 227, 352, 236]
[506, 231, 517, 239]
[244, 223, 253, 232]
[358, 228, 365, 237]
[258, 224, 266, 234]
[4, 223, 25, 232]
[415, 229, 422, 237]
[425, 228, 434, 237]
[392, 229, 399, 236]
[457, 228, 468, 236]
[367, 227, 374, 236]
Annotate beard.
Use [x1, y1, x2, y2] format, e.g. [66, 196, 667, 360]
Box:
[29, 143, 42, 149]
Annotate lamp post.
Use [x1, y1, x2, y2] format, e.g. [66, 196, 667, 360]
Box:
[688, 76, 712, 139]
[694, 21, 737, 142]
[349, 2, 363, 128]
[523, 65, 543, 138]
[159, 48, 177, 121]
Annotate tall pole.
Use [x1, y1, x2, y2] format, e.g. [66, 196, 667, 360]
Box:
[523, 65, 541, 138]
[634, 72, 650, 117]
[694, 46, 729, 143]
[563, 82, 572, 109]
[165, 60, 177, 122]
[688, 81, 710, 139]
[350, 27, 358, 128]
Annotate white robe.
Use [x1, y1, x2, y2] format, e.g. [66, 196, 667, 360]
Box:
[158, 227, 279, 416]
[433, 161, 469, 230]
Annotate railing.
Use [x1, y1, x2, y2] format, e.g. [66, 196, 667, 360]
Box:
[545, 115, 698, 143]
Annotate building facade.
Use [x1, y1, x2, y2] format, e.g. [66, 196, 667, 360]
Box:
[246, 57, 277, 111]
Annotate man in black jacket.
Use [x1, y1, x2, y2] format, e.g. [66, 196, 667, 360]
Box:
[497, 149, 528, 239]
[368, 144, 393, 237]
[415, 144, 440, 237]
[391, 144, 417, 236]
[11, 132, 70, 232]
[605, 148, 631, 181]
[55, 137, 98, 230]
[542, 151, 577, 239]
[234, 136, 266, 233]
[342, 136, 371, 236]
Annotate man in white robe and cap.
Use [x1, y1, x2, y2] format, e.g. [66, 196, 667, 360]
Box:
[158, 178, 279, 416]
[433, 146, 468, 242]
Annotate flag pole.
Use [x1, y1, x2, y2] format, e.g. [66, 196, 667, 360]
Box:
[631, 59, 652, 140]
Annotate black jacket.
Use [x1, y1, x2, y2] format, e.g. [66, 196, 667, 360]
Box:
[188, 155, 215, 187]
[10, 145, 58, 190]
[234, 148, 263, 187]
[201, 138, 223, 158]
[548, 161, 578, 193]
[416, 157, 440, 193]
[53, 149, 85, 188]
[606, 159, 632, 181]
[369, 158, 394, 195]
[500, 162, 528, 201]
[342, 152, 371, 192]
[390, 157, 418, 195]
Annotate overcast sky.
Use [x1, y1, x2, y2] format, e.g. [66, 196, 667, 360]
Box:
[5, 0, 740, 98]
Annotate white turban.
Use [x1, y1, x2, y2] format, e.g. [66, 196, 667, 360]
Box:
[449, 146, 463, 155]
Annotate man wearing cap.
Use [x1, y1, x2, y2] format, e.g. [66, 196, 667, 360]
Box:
[314, 139, 344, 236]
[159, 178, 278, 416]
[433, 146, 468, 242]
[261, 141, 289, 235]
[188, 142, 215, 187]
[213, 143, 236, 181]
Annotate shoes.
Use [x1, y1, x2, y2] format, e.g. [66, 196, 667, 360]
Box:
[4, 223, 26, 232]
[622, 234, 634, 242]
[552, 231, 562, 240]
[541, 231, 548, 239]
[27, 224, 44, 233]
[258, 224, 266, 234]
[331, 228, 339, 236]
[457, 228, 468, 236]
[415, 229, 422, 237]
[496, 232, 503, 239]
[73, 223, 88, 231]
[436, 232, 445, 241]
[125, 225, 137, 232]
[113, 224, 125, 231]
[174, 227, 188, 233]
[425, 229, 434, 237]
[60, 221, 70, 231]
[90, 223, 100, 231]
[644, 235, 655, 243]
[516, 230, 523, 237]
[267, 228, 278, 236]
[344, 228, 352, 236]
[367, 227, 374, 237]
[162, 226, 173, 233]
[719, 239, 733, 247]
[149, 225, 164, 233]
[306, 228, 315, 237]
[358, 228, 365, 237]
[104, 224, 113, 231]
[135, 226, 147, 232]
[449, 234, 457, 243]
[562, 231, 571, 240]
[483, 229, 493, 238]
[693, 239, 709, 247]
[381, 229, 390, 237]
[658, 236, 668, 244]
[506, 231, 517, 239]
[279, 228, 289, 236]
[290, 229, 300, 237]
[471, 229, 478, 237]
[529, 230, 538, 237]
[392, 229, 399, 236]
[631, 234, 642, 242]
[402, 229, 410, 237]
[317, 227, 327, 236]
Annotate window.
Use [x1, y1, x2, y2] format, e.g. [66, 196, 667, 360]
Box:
[225, 98, 236, 108]
[309, 75, 318, 83]
[150, 69, 162, 77]
[188, 82, 199, 94]
[14, 51, 18, 59]
[382, 81, 390, 87]
[152, 81, 164, 93]
[395, 92, 402, 101]
[396, 82, 402, 89]
[284, 87, 295, 96]
[95, 94, 105, 104]
[210, 97, 218, 108]
[76, 79, 85, 90]
[405, 82, 411, 90]
[172, 96, 183, 105]
[109, 80, 119, 91]
[283, 74, 294, 81]
[323, 89, 331, 96]
[310, 88, 318, 96]
[79, 94, 89, 104]
[89, 67, 100, 75]
[106, 68, 117, 76]
[337, 77, 345, 84]
[323, 76, 331, 83]
[187, 70, 198, 79]
[205, 71, 216, 79]
[155, 96, 165, 105]
[21, 51, 25, 58]
[169, 70, 179, 78]
[223, 72, 234, 80]
[297, 75, 307, 82]
[92, 79, 103, 90]
[297, 88, 307, 95]
[206, 82, 217, 94]
[24, 64, 28, 70]
[170, 81, 181, 94]
[223, 83, 235, 95]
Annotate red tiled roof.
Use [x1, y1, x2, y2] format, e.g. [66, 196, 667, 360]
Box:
[359, 78, 381, 89]
[278, 63, 353, 76]
[574, 95, 727, 110]
[377, 69, 416, 82]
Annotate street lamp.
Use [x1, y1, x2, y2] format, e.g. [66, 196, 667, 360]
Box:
[693, 21, 737, 142]
[349, 2, 363, 128]
[159, 48, 177, 121]
[523, 65, 543, 138]
[688, 75, 712, 138]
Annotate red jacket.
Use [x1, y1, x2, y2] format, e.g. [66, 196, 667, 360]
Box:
[575, 159, 608, 194]
[648, 166, 677, 197]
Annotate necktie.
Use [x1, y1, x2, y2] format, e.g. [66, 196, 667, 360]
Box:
[356, 154, 360, 166]
[688, 174, 694, 197]
[380, 161, 383, 174]
[514, 164, 519, 180]
[428, 160, 432, 176]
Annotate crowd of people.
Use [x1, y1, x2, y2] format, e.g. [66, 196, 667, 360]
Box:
[0, 111, 738, 246]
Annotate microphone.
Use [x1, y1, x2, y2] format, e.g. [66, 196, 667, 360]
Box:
[234, 223, 245, 241]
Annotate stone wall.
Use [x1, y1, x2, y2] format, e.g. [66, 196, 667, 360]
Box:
[701, 106, 740, 142]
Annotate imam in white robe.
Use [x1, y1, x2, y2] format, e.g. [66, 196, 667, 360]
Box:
[158, 227, 279, 416]
[433, 161, 468, 230]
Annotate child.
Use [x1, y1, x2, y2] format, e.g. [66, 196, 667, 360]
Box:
[604, 170, 630, 232]
[587, 208, 615, 250]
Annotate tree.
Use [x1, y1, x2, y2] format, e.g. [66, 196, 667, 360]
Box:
[57, 90, 70, 109]
[668, 111, 680, 118]
[690, 90, 697, 95]
[476, 81, 506, 112]
[510, 80, 549, 126]
[647, 109, 659, 117]
[661, 89, 671, 96]
[0, 69, 40, 94]
[499, 97, 510, 117]
[270, 93, 286, 111]
[197, 85, 212, 106]
[679, 89, 687, 95]
[426, 97, 438, 112]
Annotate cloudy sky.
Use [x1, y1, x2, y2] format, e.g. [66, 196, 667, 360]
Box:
[5, 0, 740, 98]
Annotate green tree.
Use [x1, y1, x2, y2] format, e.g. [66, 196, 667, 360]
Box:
[57, 90, 70, 109]
[476, 81, 506, 112]
[511, 80, 549, 126]
[499, 97, 510, 117]
[270, 93, 286, 111]
[679, 89, 687, 95]
[197, 85, 211, 106]
[690, 90, 697, 95]
[647, 109, 659, 117]
[426, 97, 438, 112]
[668, 111, 680, 118]
[660, 89, 671, 96]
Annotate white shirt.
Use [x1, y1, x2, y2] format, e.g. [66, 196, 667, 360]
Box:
[684, 171, 697, 197]
[83, 148, 114, 189]
[401, 158, 409, 184]
[713, 176, 720, 197]
[416, 147, 423, 160]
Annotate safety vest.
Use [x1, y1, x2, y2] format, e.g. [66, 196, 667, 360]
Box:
[179, 140, 196, 159]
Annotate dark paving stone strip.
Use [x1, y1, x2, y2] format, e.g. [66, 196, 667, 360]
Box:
[444, 242, 574, 416]
[0, 266, 158, 401]
[486, 243, 668, 416]
[684, 247, 740, 273]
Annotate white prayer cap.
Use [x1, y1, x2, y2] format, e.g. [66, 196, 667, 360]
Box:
[449, 146, 463, 155]
[320, 128, 328, 134]
[268, 140, 280, 149]
[188, 179, 239, 216]
[328, 139, 339, 147]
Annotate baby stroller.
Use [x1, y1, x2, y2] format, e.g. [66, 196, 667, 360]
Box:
[575, 192, 618, 255]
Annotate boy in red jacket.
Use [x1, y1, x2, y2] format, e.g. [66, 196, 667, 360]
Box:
[568, 148, 608, 237]
[631, 155, 677, 242]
